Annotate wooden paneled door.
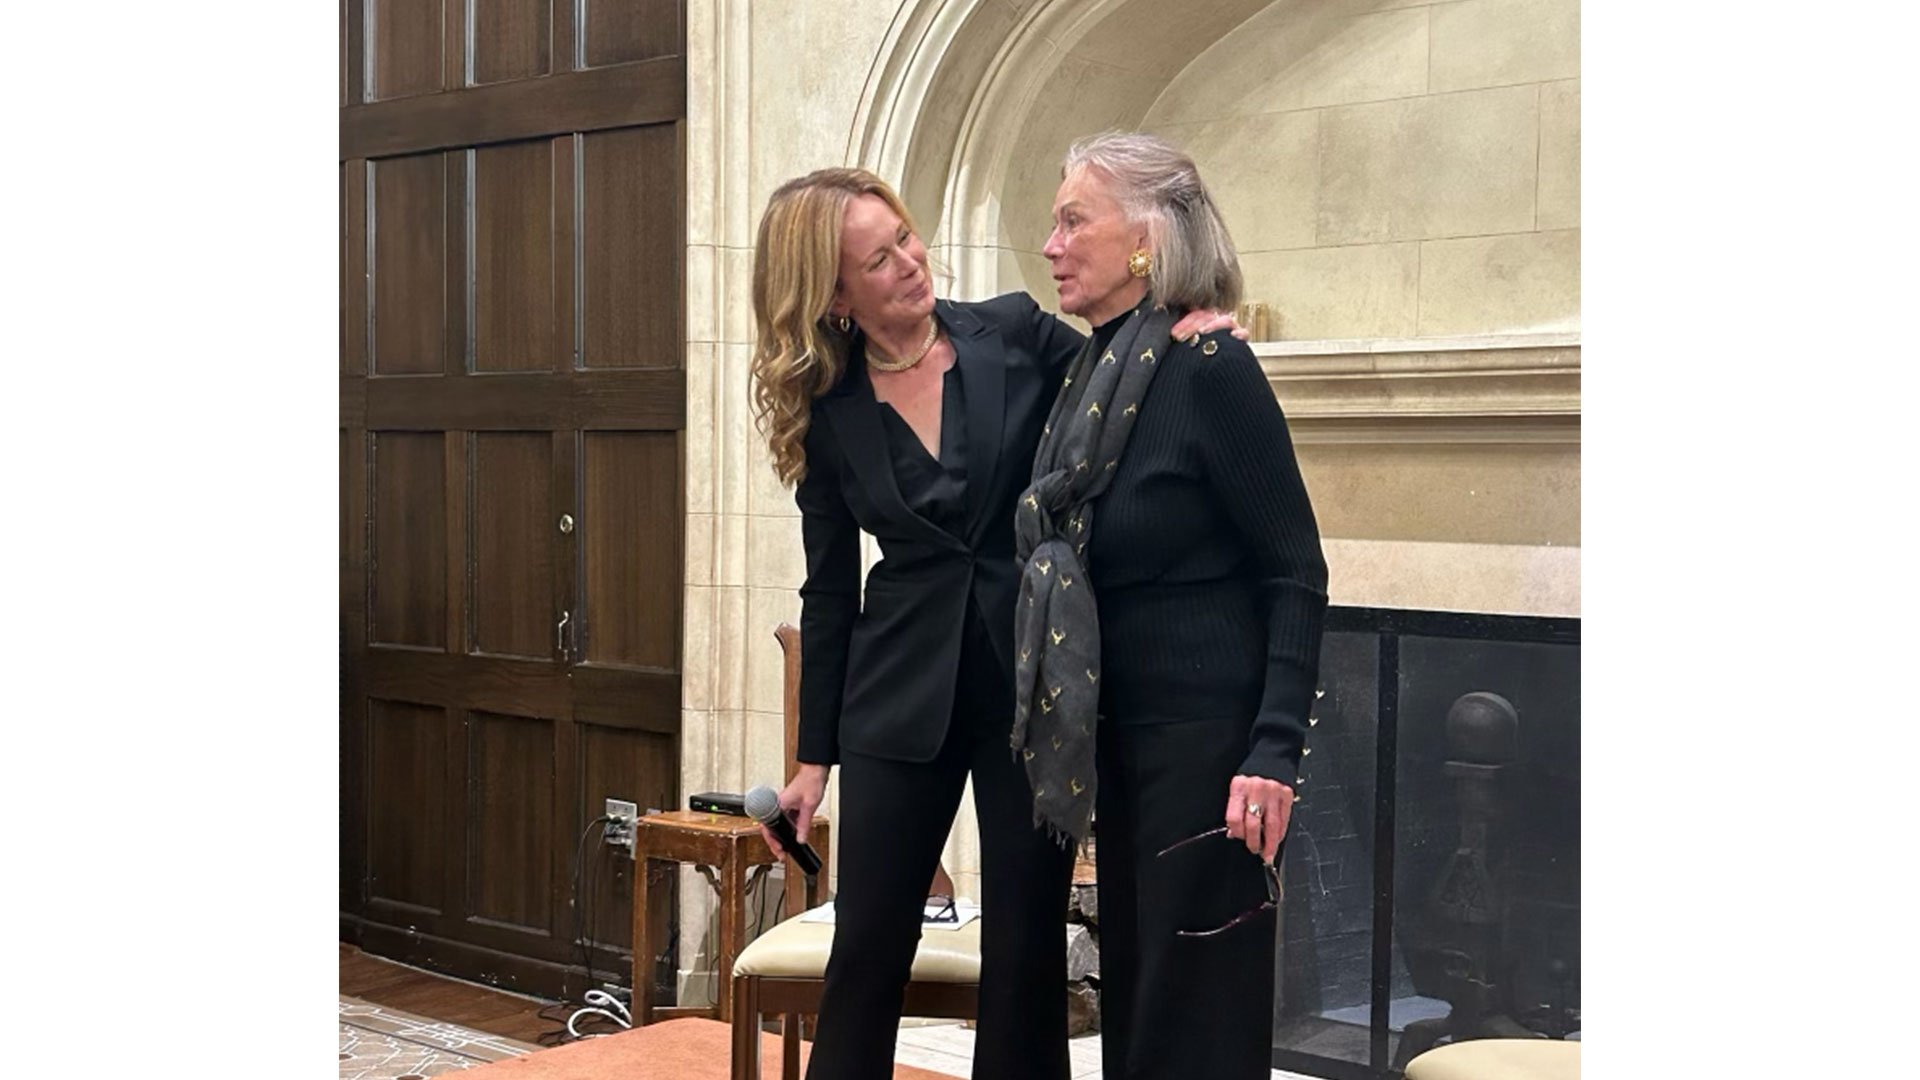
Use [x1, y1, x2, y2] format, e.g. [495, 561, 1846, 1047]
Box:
[340, 0, 688, 1001]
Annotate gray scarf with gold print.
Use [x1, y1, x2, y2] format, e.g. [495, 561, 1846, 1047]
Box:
[1012, 298, 1175, 844]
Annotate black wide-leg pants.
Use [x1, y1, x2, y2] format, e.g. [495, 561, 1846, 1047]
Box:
[1095, 715, 1280, 1080]
[804, 613, 1075, 1080]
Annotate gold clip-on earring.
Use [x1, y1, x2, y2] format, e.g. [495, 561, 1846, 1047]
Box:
[1128, 249, 1153, 279]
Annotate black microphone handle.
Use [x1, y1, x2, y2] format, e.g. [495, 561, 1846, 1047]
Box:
[762, 807, 824, 877]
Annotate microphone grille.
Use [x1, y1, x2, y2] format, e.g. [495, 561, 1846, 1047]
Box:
[743, 785, 780, 821]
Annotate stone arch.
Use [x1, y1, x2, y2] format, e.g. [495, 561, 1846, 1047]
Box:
[846, 0, 1271, 300]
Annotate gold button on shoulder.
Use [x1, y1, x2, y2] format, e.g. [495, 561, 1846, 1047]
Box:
[1201, 339, 1218, 356]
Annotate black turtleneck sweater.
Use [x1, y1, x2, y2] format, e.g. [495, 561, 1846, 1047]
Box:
[1083, 315, 1329, 790]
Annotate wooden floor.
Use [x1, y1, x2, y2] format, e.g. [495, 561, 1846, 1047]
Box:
[340, 943, 563, 1046]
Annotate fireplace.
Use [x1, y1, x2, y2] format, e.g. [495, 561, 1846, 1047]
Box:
[1270, 606, 1580, 1078]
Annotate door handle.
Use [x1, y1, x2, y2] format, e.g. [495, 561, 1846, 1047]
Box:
[557, 610, 572, 659]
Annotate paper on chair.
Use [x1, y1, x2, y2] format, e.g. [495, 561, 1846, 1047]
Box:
[796, 900, 981, 930]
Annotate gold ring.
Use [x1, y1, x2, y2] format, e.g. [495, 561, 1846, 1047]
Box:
[1246, 803, 1263, 817]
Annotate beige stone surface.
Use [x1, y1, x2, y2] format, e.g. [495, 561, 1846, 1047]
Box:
[686, 242, 718, 344]
[685, 341, 717, 513]
[681, 706, 712, 790]
[724, 246, 754, 345]
[716, 507, 748, 590]
[1240, 242, 1421, 340]
[1146, 3, 1430, 125]
[684, 585, 721, 714]
[897, 0, 1022, 235]
[685, 511, 716, 587]
[721, 342, 752, 517]
[747, 433, 798, 519]
[1298, 440, 1580, 547]
[999, 53, 1168, 254]
[746, 513, 805, 589]
[711, 583, 749, 712]
[1016, 250, 1065, 316]
[1538, 79, 1581, 231]
[746, 0, 897, 217]
[1318, 84, 1540, 244]
[1430, 0, 1581, 92]
[1071, 0, 1273, 84]
[1418, 229, 1580, 336]
[1324, 537, 1579, 617]
[685, 0, 718, 248]
[1151, 109, 1320, 253]
[746, 709, 788, 792]
[746, 587, 800, 715]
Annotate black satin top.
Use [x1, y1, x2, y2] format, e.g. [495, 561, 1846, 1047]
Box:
[876, 360, 970, 539]
[873, 355, 1011, 715]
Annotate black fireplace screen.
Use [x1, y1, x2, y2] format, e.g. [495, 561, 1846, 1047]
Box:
[1271, 607, 1580, 1079]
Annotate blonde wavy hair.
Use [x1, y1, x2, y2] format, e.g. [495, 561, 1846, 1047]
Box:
[750, 168, 921, 487]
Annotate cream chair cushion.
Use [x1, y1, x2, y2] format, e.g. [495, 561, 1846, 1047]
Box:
[732, 914, 982, 983]
[1405, 1038, 1580, 1080]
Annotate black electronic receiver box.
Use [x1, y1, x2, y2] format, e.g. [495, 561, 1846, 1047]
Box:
[688, 791, 749, 817]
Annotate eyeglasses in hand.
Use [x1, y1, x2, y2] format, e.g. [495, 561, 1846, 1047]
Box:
[1155, 826, 1284, 938]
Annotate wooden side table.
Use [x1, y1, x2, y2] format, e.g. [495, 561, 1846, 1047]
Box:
[630, 810, 831, 1024]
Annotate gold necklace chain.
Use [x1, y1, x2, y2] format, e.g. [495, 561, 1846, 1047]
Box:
[865, 318, 940, 373]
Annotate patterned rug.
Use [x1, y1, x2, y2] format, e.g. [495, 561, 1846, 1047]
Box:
[339, 996, 540, 1079]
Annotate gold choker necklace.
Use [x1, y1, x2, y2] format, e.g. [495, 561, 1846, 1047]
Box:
[866, 319, 939, 373]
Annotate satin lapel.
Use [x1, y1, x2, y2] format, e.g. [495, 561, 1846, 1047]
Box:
[821, 361, 966, 553]
[954, 319, 1006, 539]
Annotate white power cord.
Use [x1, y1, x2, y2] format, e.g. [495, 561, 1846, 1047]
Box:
[566, 988, 633, 1039]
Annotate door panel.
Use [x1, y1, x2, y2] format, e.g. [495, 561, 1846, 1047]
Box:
[371, 432, 447, 649]
[370, 153, 448, 375]
[344, 0, 686, 1000]
[582, 432, 681, 669]
[468, 710, 558, 932]
[472, 433, 555, 659]
[580, 126, 682, 369]
[370, 0, 447, 101]
[473, 0, 552, 85]
[474, 140, 558, 372]
[367, 699, 450, 913]
[584, 0, 685, 68]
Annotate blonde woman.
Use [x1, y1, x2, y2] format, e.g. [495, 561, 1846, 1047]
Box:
[749, 167, 1236, 1079]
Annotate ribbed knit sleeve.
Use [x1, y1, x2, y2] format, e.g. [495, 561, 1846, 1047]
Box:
[793, 414, 859, 765]
[1193, 334, 1329, 789]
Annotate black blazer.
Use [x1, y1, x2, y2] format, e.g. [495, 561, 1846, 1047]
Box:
[793, 293, 1084, 765]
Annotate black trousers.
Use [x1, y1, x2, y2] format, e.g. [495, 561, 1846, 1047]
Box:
[1096, 715, 1278, 1080]
[805, 611, 1075, 1080]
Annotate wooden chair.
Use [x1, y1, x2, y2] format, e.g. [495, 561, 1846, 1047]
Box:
[629, 626, 832, 1026]
[728, 623, 982, 1080]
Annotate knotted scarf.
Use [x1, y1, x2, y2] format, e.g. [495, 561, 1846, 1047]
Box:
[1011, 298, 1176, 844]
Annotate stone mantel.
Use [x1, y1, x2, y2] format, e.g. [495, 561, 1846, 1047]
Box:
[1254, 333, 1580, 445]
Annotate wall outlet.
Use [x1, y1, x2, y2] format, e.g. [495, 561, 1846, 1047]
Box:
[605, 798, 639, 854]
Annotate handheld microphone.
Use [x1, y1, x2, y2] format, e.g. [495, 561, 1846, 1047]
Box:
[745, 785, 823, 878]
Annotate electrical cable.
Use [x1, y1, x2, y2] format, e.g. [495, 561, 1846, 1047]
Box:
[564, 988, 633, 1040]
[572, 815, 613, 992]
[534, 815, 614, 1047]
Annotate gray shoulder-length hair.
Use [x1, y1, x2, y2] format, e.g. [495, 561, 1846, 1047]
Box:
[1062, 131, 1243, 313]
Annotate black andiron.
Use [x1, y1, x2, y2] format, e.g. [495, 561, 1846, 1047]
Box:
[1392, 691, 1570, 1069]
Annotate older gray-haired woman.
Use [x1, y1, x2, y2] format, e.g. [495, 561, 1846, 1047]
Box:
[1013, 131, 1328, 1077]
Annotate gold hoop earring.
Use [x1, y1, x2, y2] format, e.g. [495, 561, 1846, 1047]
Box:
[1128, 249, 1153, 279]
[835, 315, 852, 333]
